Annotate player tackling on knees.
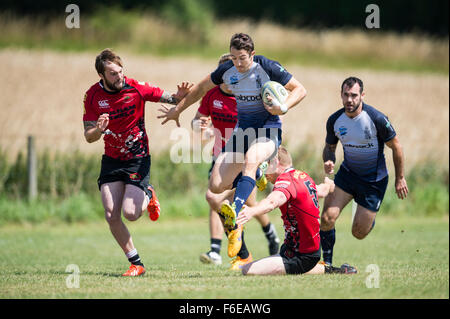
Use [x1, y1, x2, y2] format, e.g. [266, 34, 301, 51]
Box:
[236, 146, 357, 275]
[83, 49, 192, 276]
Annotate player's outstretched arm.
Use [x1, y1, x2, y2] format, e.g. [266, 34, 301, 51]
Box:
[157, 75, 215, 127]
[316, 177, 335, 198]
[386, 136, 409, 199]
[159, 82, 194, 105]
[236, 191, 287, 226]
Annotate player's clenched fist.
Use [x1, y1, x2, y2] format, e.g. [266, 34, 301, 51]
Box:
[97, 113, 109, 132]
[324, 160, 335, 175]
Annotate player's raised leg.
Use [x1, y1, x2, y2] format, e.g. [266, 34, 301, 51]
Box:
[351, 205, 377, 240]
[232, 138, 276, 217]
[320, 186, 353, 265]
[122, 184, 149, 221]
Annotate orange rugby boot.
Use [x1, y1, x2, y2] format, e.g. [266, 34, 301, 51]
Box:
[122, 264, 146, 277]
[147, 185, 161, 221]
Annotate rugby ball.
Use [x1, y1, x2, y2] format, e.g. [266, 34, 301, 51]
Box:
[261, 81, 288, 108]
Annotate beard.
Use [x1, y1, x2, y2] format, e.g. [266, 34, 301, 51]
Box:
[103, 77, 123, 92]
[344, 99, 362, 113]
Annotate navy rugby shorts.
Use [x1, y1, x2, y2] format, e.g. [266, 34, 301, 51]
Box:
[334, 166, 388, 212]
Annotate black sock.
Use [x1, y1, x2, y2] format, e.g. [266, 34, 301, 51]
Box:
[262, 223, 278, 242]
[126, 249, 144, 267]
[237, 231, 249, 259]
[210, 238, 222, 254]
[320, 228, 336, 265]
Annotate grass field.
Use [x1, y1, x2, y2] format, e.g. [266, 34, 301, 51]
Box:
[0, 213, 448, 299]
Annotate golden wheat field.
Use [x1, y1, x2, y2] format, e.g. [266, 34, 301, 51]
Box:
[0, 48, 448, 172]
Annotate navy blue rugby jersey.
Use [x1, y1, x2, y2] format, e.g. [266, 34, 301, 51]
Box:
[210, 55, 292, 130]
[325, 103, 396, 182]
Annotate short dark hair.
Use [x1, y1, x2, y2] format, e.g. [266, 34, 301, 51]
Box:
[95, 48, 123, 75]
[229, 33, 254, 54]
[218, 53, 232, 65]
[341, 77, 364, 93]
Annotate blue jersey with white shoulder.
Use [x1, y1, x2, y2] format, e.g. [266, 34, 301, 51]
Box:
[210, 55, 292, 130]
[326, 103, 396, 182]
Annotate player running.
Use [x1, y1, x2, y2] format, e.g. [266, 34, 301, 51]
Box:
[236, 146, 357, 275]
[193, 54, 280, 267]
[83, 48, 192, 276]
[158, 33, 306, 266]
[320, 76, 408, 266]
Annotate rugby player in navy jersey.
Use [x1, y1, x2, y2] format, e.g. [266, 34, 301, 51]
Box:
[320, 77, 409, 266]
[192, 54, 280, 268]
[158, 33, 307, 268]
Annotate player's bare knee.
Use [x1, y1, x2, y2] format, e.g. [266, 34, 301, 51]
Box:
[122, 207, 141, 221]
[104, 209, 121, 225]
[209, 181, 225, 194]
[351, 226, 368, 240]
[321, 210, 337, 230]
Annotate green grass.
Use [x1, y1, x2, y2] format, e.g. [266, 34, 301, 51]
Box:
[0, 214, 448, 298]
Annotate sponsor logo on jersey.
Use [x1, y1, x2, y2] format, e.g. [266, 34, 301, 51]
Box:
[236, 94, 262, 102]
[338, 126, 347, 136]
[121, 95, 134, 104]
[98, 99, 110, 108]
[343, 143, 375, 148]
[230, 75, 239, 85]
[213, 99, 223, 109]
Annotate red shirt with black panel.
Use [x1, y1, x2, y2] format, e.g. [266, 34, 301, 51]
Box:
[272, 168, 321, 254]
[83, 76, 163, 161]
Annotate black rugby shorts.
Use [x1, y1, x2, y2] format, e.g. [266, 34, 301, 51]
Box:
[97, 155, 152, 199]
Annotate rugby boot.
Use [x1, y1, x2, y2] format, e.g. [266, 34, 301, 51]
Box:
[122, 264, 146, 277]
[322, 261, 358, 274]
[256, 161, 269, 191]
[219, 201, 237, 229]
[199, 251, 222, 265]
[147, 185, 161, 221]
[229, 253, 253, 271]
[227, 224, 244, 258]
